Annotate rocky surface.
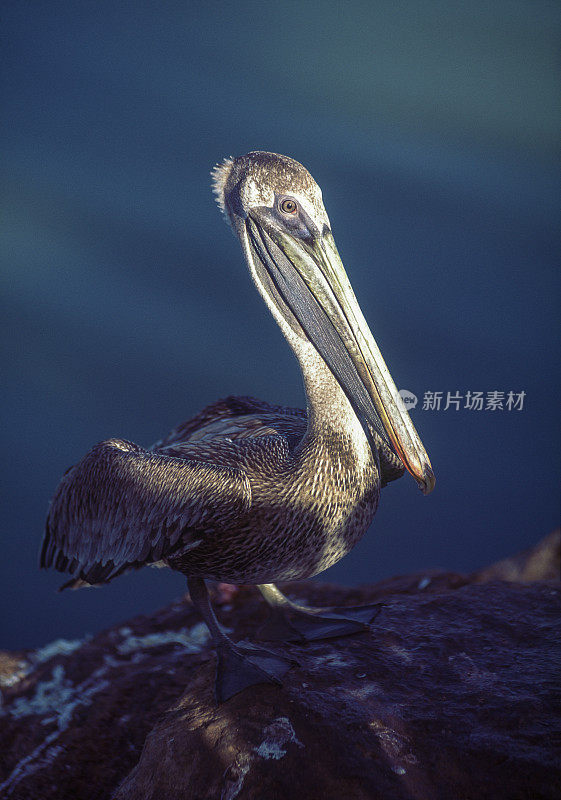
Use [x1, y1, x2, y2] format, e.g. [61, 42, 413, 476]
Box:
[0, 532, 559, 800]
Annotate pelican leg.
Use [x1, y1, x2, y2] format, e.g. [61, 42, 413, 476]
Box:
[256, 583, 381, 643]
[187, 577, 292, 702]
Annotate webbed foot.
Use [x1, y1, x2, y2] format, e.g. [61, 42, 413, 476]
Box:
[215, 639, 294, 702]
[257, 584, 382, 643]
[188, 576, 296, 703]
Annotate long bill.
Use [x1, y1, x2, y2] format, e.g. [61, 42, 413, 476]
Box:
[245, 211, 435, 495]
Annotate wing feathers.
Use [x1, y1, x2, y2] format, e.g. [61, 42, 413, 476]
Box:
[42, 438, 251, 586]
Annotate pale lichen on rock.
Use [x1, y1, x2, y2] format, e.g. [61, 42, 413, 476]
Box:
[0, 532, 559, 799]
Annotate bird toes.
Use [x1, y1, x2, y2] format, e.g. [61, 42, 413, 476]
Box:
[214, 640, 293, 702]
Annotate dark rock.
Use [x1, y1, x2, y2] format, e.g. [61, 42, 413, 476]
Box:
[471, 528, 560, 584]
[1, 533, 559, 800]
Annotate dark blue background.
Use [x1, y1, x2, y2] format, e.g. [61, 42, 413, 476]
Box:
[2, 2, 559, 650]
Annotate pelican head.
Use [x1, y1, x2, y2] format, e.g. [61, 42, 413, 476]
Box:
[212, 151, 435, 494]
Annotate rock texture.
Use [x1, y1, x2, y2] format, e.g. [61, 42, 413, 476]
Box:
[1, 532, 559, 800]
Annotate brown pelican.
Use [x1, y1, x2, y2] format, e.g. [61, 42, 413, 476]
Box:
[41, 151, 435, 701]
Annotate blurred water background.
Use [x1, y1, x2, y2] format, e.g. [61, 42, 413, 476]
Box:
[2, 1, 560, 649]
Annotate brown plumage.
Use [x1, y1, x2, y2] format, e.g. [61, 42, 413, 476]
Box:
[41, 151, 434, 701]
[42, 395, 403, 588]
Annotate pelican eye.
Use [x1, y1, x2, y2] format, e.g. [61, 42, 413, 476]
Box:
[279, 198, 298, 215]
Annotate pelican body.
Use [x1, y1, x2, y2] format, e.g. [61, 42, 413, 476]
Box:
[41, 152, 434, 700]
